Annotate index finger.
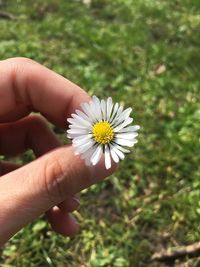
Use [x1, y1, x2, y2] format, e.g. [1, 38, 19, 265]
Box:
[0, 57, 90, 127]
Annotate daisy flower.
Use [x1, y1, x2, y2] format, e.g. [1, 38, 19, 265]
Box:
[67, 96, 140, 169]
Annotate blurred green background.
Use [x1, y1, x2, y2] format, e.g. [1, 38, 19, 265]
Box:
[0, 0, 200, 266]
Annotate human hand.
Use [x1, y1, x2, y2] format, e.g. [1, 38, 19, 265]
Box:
[0, 58, 116, 245]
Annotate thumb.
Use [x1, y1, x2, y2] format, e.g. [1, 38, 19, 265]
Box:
[0, 145, 116, 244]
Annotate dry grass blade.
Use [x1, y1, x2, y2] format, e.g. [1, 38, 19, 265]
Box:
[152, 242, 200, 262]
[0, 11, 16, 20]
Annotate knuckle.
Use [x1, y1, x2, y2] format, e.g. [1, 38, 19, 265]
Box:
[6, 57, 37, 67]
[3, 57, 39, 102]
[4, 58, 39, 83]
[1, 57, 38, 76]
[42, 155, 66, 203]
[28, 115, 47, 129]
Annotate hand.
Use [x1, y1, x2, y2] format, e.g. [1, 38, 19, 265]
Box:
[0, 58, 116, 245]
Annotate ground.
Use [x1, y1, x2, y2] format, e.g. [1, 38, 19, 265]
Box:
[0, 0, 200, 266]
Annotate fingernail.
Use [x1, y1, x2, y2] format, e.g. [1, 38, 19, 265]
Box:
[58, 197, 80, 212]
[71, 197, 80, 210]
[68, 214, 80, 237]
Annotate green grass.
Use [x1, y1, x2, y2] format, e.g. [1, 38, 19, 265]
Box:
[0, 0, 200, 266]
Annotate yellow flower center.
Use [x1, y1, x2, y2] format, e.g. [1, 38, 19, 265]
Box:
[92, 121, 114, 145]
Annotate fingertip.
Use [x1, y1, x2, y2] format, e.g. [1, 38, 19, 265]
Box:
[47, 207, 79, 237]
[65, 213, 80, 237]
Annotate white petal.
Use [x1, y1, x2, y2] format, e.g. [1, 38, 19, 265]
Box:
[81, 102, 97, 123]
[84, 146, 98, 166]
[67, 118, 75, 124]
[117, 146, 130, 153]
[75, 110, 93, 123]
[67, 128, 89, 135]
[73, 136, 91, 146]
[73, 134, 93, 143]
[69, 125, 89, 131]
[67, 133, 84, 139]
[68, 120, 88, 129]
[80, 146, 95, 159]
[112, 107, 132, 127]
[110, 145, 125, 160]
[67, 133, 77, 139]
[67, 129, 90, 139]
[72, 114, 91, 127]
[110, 105, 124, 124]
[115, 138, 136, 147]
[69, 123, 89, 130]
[92, 95, 98, 102]
[90, 145, 103, 166]
[73, 140, 95, 153]
[88, 100, 96, 115]
[101, 99, 107, 121]
[112, 143, 130, 153]
[104, 145, 111, 169]
[114, 117, 133, 132]
[116, 149, 125, 160]
[123, 107, 132, 117]
[116, 132, 138, 140]
[119, 125, 140, 133]
[92, 96, 103, 121]
[109, 102, 119, 123]
[110, 146, 119, 163]
[106, 97, 113, 121]
[116, 107, 132, 121]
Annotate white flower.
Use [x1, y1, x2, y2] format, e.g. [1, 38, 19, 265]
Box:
[67, 96, 140, 169]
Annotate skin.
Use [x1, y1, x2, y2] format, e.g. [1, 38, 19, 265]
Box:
[0, 58, 116, 246]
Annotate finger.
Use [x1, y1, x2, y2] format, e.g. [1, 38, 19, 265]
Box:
[0, 159, 80, 232]
[0, 161, 80, 238]
[0, 58, 90, 127]
[46, 195, 80, 236]
[46, 196, 80, 236]
[57, 196, 80, 213]
[0, 158, 80, 214]
[0, 114, 80, 234]
[0, 160, 81, 237]
[0, 115, 60, 157]
[47, 207, 79, 237]
[0, 146, 116, 244]
[0, 161, 19, 176]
